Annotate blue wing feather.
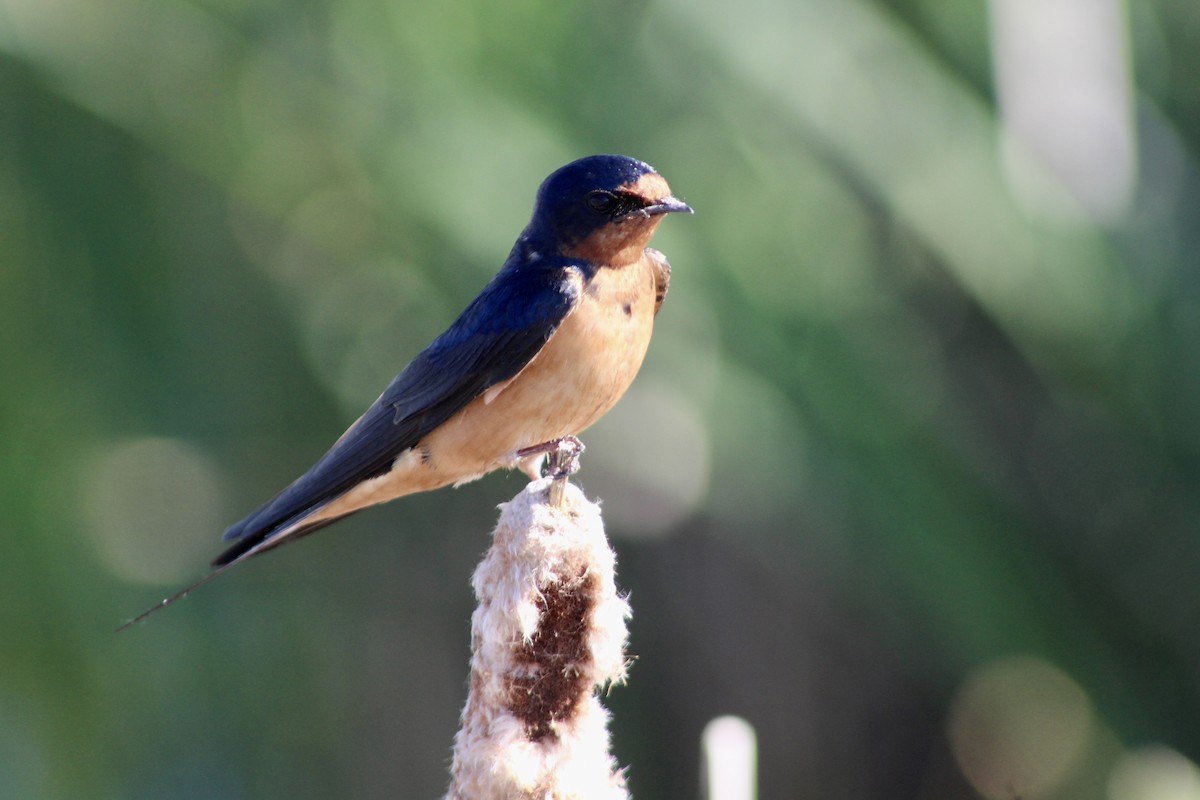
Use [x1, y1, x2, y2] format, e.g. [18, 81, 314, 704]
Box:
[212, 257, 583, 566]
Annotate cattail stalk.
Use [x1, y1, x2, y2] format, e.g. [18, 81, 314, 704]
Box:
[446, 474, 631, 800]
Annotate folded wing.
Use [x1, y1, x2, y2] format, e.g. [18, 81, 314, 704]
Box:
[213, 260, 583, 567]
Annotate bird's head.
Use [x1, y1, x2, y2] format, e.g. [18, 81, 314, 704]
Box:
[529, 155, 692, 266]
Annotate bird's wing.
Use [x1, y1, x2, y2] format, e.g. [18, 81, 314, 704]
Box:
[212, 260, 584, 567]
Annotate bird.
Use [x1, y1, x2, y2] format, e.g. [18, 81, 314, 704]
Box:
[118, 154, 691, 629]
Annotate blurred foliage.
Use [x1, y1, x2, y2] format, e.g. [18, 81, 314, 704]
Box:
[2, 0, 1199, 797]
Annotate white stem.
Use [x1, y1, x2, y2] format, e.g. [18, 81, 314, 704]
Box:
[702, 716, 758, 800]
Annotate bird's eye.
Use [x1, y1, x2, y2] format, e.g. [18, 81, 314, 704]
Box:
[586, 190, 617, 214]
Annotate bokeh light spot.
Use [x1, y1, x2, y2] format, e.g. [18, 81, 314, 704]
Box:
[948, 655, 1093, 799]
[298, 259, 449, 414]
[584, 380, 710, 539]
[1109, 746, 1200, 800]
[989, 0, 1137, 225]
[83, 437, 226, 585]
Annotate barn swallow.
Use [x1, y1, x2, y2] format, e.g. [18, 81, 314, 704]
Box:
[119, 154, 691, 629]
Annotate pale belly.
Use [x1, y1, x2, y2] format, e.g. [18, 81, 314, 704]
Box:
[314, 256, 659, 517]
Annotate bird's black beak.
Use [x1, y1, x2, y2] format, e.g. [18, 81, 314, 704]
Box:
[640, 195, 694, 217]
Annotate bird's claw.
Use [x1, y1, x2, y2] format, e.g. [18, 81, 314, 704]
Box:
[517, 436, 585, 481]
[545, 436, 584, 480]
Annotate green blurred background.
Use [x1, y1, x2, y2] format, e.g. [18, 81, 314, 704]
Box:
[3, 0, 1200, 797]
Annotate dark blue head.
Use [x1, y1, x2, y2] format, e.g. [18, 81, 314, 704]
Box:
[526, 155, 691, 259]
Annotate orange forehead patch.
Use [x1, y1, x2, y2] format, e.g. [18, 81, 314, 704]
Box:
[620, 172, 672, 203]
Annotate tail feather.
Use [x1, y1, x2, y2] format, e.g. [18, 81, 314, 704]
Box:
[116, 507, 355, 632]
[114, 563, 237, 632]
[211, 514, 345, 566]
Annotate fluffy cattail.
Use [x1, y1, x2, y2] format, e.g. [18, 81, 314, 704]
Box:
[446, 476, 631, 800]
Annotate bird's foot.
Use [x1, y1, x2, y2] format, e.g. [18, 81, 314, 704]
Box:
[517, 436, 585, 481]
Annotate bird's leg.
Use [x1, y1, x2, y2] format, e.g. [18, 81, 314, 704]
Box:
[516, 436, 585, 480]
